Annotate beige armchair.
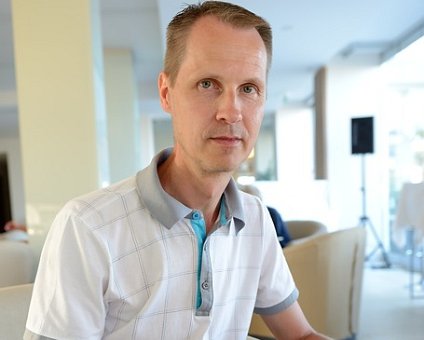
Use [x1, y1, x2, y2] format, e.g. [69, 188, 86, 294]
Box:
[0, 240, 36, 288]
[0, 283, 33, 340]
[286, 220, 328, 244]
[249, 226, 366, 340]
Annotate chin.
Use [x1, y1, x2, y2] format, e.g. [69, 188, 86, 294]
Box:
[198, 147, 249, 173]
[202, 158, 242, 174]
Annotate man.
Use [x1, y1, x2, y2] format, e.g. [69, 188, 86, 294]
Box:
[0, 220, 28, 242]
[25, 2, 330, 339]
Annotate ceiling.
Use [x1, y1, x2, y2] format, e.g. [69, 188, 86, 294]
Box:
[1, 0, 424, 137]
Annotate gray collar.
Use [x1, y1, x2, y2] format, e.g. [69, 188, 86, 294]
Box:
[136, 148, 245, 231]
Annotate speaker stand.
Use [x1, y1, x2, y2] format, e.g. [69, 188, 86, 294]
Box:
[358, 154, 391, 269]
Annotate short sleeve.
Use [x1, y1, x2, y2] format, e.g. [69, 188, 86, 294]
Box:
[254, 204, 298, 315]
[25, 203, 110, 339]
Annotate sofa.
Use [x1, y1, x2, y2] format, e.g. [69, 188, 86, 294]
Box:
[0, 283, 33, 339]
[249, 226, 367, 340]
[0, 240, 36, 288]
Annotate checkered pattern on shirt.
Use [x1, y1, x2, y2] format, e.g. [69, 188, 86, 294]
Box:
[25, 175, 296, 340]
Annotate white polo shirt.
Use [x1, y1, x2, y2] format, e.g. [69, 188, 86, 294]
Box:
[25, 149, 298, 340]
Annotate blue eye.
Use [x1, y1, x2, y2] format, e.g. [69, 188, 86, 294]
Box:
[243, 85, 254, 94]
[200, 80, 212, 89]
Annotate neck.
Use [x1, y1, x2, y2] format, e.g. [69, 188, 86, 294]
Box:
[158, 152, 232, 232]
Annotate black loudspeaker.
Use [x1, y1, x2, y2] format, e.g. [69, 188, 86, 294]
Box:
[351, 117, 374, 154]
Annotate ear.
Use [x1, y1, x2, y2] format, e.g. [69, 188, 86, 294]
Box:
[158, 72, 172, 113]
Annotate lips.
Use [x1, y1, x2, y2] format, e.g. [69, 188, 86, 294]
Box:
[210, 135, 241, 140]
[205, 125, 247, 147]
[210, 135, 242, 146]
[211, 136, 241, 141]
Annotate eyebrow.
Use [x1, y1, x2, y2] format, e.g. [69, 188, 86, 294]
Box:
[197, 74, 266, 88]
[244, 77, 266, 88]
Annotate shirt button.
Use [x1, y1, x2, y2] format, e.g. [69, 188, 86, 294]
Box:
[201, 281, 209, 290]
[192, 211, 201, 220]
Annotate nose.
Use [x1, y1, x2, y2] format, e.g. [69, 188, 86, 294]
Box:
[215, 90, 242, 124]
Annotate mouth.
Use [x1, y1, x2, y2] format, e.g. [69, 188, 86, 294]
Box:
[210, 135, 242, 146]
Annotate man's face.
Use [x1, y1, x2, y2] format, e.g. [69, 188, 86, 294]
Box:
[159, 15, 268, 175]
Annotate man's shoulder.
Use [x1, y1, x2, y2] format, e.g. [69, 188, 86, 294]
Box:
[236, 189, 267, 226]
[62, 175, 143, 224]
[238, 189, 263, 211]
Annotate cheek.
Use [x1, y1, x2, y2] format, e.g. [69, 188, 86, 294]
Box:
[175, 97, 214, 130]
[246, 110, 264, 135]
[172, 107, 202, 143]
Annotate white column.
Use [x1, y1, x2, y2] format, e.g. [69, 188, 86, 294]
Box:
[12, 0, 108, 256]
[104, 48, 140, 182]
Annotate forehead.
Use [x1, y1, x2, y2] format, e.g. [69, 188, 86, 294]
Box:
[181, 16, 268, 78]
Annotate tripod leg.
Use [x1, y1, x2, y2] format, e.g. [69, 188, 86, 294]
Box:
[363, 217, 391, 268]
[357, 154, 390, 268]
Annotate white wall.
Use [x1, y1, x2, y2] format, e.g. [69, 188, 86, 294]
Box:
[276, 107, 314, 183]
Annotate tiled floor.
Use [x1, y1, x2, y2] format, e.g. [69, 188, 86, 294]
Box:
[357, 266, 424, 339]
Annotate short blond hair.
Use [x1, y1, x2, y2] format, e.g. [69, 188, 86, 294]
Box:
[164, 1, 272, 86]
